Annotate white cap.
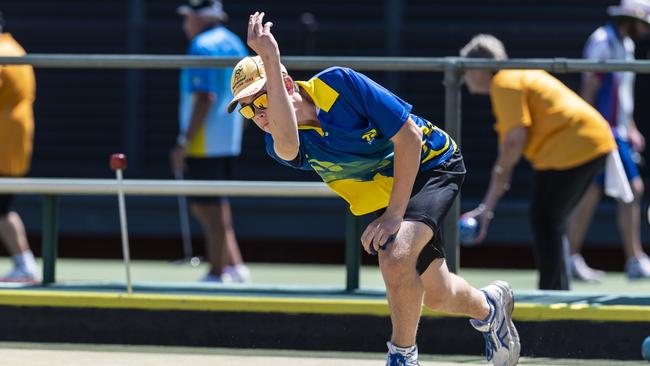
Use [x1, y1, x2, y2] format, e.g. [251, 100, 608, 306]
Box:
[607, 0, 650, 24]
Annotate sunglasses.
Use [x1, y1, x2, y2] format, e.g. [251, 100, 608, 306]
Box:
[238, 92, 268, 119]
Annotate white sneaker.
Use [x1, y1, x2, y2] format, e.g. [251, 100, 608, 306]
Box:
[0, 266, 38, 283]
[222, 264, 251, 283]
[470, 281, 520, 366]
[625, 254, 650, 279]
[570, 254, 605, 282]
[385, 342, 420, 366]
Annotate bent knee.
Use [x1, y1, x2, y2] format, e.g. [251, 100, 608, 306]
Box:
[379, 252, 416, 287]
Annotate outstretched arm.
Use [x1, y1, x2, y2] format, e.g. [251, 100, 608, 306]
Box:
[463, 126, 528, 243]
[247, 11, 299, 161]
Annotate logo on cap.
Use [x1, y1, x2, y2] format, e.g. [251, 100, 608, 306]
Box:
[232, 64, 248, 90]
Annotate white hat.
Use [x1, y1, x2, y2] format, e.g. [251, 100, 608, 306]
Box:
[607, 0, 650, 24]
[177, 0, 228, 21]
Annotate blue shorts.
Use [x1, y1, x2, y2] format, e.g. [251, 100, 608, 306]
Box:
[595, 136, 640, 186]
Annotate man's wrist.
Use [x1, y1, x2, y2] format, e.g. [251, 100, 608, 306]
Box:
[384, 201, 407, 218]
[478, 203, 495, 219]
[176, 135, 188, 148]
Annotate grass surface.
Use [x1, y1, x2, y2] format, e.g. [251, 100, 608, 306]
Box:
[1, 257, 649, 294]
[0, 342, 647, 366]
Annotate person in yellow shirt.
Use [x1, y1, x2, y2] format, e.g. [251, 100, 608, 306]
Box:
[0, 12, 38, 282]
[460, 34, 616, 290]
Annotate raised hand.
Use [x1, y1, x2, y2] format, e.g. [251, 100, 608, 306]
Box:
[247, 12, 280, 59]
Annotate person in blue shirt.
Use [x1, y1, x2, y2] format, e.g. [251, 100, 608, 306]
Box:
[170, 0, 250, 283]
[568, 0, 650, 282]
[225, 12, 520, 366]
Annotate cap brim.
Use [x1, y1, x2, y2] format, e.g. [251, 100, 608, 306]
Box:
[227, 78, 267, 113]
[607, 6, 650, 23]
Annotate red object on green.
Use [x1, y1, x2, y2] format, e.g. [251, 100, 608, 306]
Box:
[110, 153, 127, 171]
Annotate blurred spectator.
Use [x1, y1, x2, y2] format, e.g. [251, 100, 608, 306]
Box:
[0, 11, 38, 282]
[460, 34, 617, 290]
[568, 0, 650, 281]
[169, 0, 249, 283]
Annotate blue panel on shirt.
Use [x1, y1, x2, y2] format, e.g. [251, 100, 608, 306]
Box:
[179, 26, 248, 157]
[265, 68, 457, 215]
[595, 73, 616, 127]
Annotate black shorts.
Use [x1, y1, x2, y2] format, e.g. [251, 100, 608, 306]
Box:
[184, 157, 233, 204]
[404, 151, 466, 275]
[0, 194, 13, 217]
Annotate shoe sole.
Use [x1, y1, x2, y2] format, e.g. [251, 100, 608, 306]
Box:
[0, 278, 39, 284]
[493, 280, 520, 366]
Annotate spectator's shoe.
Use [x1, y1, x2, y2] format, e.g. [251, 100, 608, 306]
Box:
[625, 254, 650, 279]
[0, 266, 38, 283]
[570, 254, 605, 282]
[199, 272, 222, 283]
[222, 264, 251, 283]
[470, 281, 520, 366]
[385, 342, 420, 366]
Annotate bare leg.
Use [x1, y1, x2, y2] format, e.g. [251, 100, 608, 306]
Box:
[0, 212, 31, 255]
[219, 199, 243, 267]
[618, 177, 645, 259]
[421, 258, 490, 319]
[567, 184, 602, 255]
[378, 221, 425, 347]
[378, 221, 489, 347]
[190, 202, 227, 275]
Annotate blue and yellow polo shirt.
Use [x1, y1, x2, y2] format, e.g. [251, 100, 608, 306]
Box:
[266, 67, 457, 215]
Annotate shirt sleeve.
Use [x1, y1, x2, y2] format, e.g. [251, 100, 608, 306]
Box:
[264, 133, 312, 171]
[186, 41, 218, 93]
[323, 68, 413, 139]
[584, 37, 611, 61]
[490, 82, 532, 143]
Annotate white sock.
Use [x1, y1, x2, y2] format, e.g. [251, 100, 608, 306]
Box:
[387, 341, 417, 356]
[224, 264, 249, 274]
[13, 250, 37, 272]
[223, 265, 236, 274]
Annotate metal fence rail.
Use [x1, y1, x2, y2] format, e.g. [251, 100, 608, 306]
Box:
[0, 178, 335, 197]
[3, 54, 650, 279]
[0, 178, 354, 288]
[3, 55, 650, 72]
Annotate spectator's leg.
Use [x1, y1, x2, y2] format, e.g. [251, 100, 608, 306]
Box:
[0, 211, 30, 256]
[531, 156, 606, 290]
[190, 202, 226, 276]
[219, 199, 243, 267]
[567, 184, 602, 255]
[617, 177, 645, 259]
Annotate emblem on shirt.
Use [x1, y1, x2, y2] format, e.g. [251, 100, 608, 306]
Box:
[362, 129, 377, 145]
